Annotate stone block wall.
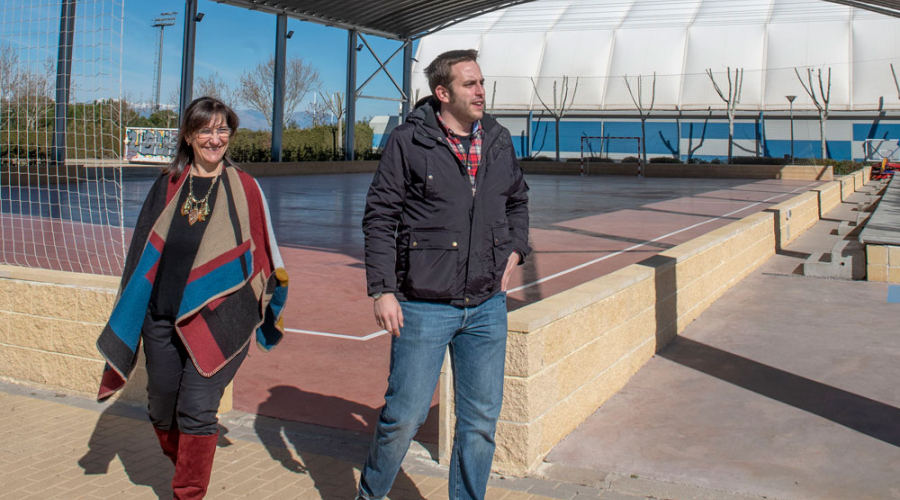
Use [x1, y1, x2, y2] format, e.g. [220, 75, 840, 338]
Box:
[474, 208, 778, 474]
[0, 268, 130, 398]
[441, 173, 870, 474]
[866, 244, 900, 282]
[811, 182, 842, 218]
[0, 267, 232, 410]
[838, 175, 855, 200]
[766, 191, 821, 249]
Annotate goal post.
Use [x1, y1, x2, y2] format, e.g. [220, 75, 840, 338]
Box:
[862, 139, 900, 163]
[580, 136, 642, 176]
[1, 0, 126, 276]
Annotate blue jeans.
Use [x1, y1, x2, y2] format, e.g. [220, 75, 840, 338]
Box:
[357, 293, 508, 500]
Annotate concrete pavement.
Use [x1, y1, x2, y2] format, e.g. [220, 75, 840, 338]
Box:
[0, 379, 753, 500]
[543, 184, 900, 500]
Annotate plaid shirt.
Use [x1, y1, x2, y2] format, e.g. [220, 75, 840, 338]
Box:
[437, 111, 483, 195]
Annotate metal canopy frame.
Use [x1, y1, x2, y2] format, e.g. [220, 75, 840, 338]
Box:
[174, 0, 900, 163]
[206, 0, 537, 160]
[211, 0, 536, 40]
[825, 0, 900, 17]
[345, 34, 413, 160]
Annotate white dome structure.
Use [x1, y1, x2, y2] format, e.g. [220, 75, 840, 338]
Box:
[411, 0, 900, 112]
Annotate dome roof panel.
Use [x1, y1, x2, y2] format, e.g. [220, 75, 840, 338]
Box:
[412, 0, 900, 110]
[692, 0, 773, 25]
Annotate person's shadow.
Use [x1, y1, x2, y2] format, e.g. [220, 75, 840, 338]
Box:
[77, 401, 171, 499]
[77, 401, 235, 499]
[255, 385, 429, 500]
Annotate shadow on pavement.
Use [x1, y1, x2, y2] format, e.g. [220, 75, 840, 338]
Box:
[255, 385, 428, 500]
[76, 402, 169, 499]
[660, 336, 900, 447]
[77, 401, 240, 499]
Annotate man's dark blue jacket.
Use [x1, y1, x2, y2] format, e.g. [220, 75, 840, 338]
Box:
[363, 97, 531, 307]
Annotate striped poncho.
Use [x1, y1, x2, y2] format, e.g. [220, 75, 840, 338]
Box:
[96, 165, 288, 401]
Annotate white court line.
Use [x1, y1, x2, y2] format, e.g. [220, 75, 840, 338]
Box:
[284, 327, 387, 340]
[290, 182, 818, 340]
[507, 182, 817, 293]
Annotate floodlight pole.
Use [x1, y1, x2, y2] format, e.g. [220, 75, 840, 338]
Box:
[53, 0, 77, 165]
[152, 13, 177, 112]
[786, 95, 796, 162]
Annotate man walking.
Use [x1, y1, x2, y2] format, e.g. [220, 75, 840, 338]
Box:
[357, 49, 530, 500]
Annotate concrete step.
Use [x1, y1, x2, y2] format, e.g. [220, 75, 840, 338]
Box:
[803, 239, 866, 279]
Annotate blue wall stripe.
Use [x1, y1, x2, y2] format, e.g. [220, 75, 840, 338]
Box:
[853, 123, 900, 141]
[374, 117, 899, 161]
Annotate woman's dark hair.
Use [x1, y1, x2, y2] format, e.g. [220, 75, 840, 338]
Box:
[163, 96, 240, 179]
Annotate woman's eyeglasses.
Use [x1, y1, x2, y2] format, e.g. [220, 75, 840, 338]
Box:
[196, 127, 233, 140]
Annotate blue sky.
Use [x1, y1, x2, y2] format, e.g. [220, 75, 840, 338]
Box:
[123, 1, 417, 124]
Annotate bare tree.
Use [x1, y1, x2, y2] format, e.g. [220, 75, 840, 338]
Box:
[1, 44, 20, 103]
[530, 76, 579, 161]
[1, 45, 20, 129]
[686, 107, 714, 162]
[320, 91, 344, 156]
[195, 72, 237, 109]
[707, 67, 744, 163]
[238, 56, 321, 129]
[305, 96, 329, 127]
[891, 63, 899, 99]
[624, 72, 656, 166]
[114, 93, 144, 128]
[14, 58, 54, 131]
[486, 81, 498, 114]
[795, 67, 832, 159]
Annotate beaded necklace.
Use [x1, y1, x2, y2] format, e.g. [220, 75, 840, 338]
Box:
[180, 171, 219, 225]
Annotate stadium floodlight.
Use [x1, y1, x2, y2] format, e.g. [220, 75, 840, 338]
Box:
[152, 12, 178, 112]
[786, 95, 797, 162]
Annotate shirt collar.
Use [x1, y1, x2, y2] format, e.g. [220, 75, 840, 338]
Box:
[436, 111, 481, 138]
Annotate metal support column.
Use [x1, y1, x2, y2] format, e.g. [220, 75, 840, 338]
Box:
[272, 14, 287, 162]
[526, 111, 533, 158]
[179, 0, 199, 120]
[345, 30, 358, 161]
[53, 0, 77, 165]
[401, 41, 413, 120]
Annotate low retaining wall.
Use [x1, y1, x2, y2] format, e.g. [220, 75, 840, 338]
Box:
[811, 182, 843, 218]
[519, 162, 834, 180]
[239, 161, 378, 176]
[861, 174, 900, 283]
[1, 163, 91, 186]
[440, 171, 868, 474]
[4, 160, 839, 182]
[0, 266, 233, 411]
[0, 169, 870, 474]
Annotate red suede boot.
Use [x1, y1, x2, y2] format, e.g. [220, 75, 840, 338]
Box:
[153, 426, 180, 465]
[172, 433, 218, 500]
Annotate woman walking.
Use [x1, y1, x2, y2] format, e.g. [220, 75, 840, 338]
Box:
[96, 97, 289, 499]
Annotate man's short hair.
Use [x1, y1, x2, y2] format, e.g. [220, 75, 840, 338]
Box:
[424, 49, 479, 95]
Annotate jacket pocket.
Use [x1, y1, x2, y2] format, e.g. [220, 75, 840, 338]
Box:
[404, 228, 460, 299]
[491, 224, 512, 275]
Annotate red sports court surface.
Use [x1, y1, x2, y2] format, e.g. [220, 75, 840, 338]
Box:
[1, 172, 824, 443]
[235, 174, 823, 444]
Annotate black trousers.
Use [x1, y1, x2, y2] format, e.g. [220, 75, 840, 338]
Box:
[141, 312, 248, 436]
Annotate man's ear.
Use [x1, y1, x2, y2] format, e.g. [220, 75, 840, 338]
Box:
[435, 84, 451, 104]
